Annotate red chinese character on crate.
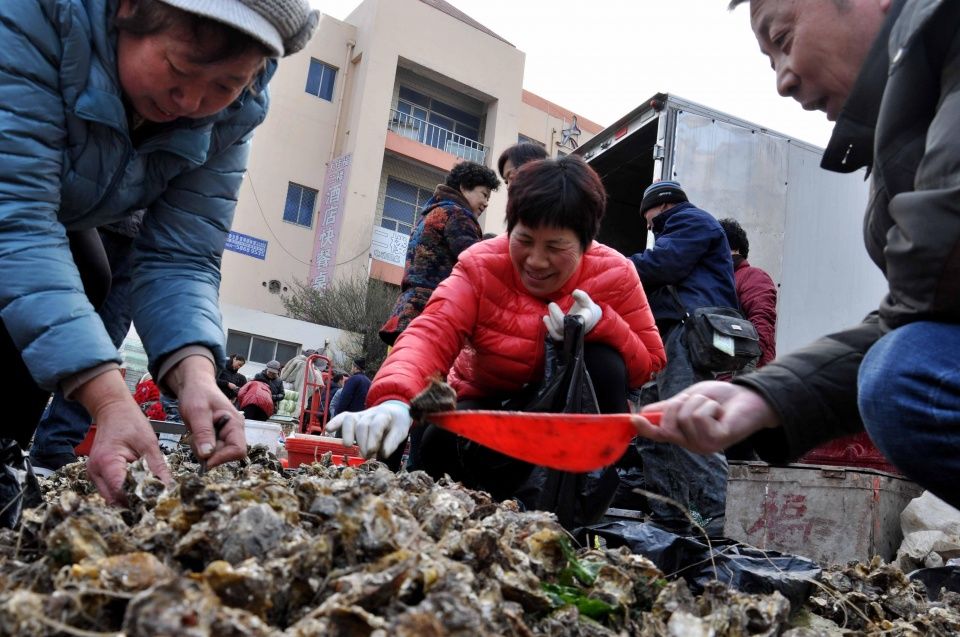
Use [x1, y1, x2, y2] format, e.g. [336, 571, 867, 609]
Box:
[746, 491, 830, 545]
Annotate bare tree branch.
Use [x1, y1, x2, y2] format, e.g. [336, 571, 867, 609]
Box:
[282, 276, 398, 374]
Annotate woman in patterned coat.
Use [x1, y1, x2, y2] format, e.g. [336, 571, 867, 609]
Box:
[379, 161, 500, 345]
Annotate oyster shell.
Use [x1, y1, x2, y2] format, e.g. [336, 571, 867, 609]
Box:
[4, 440, 958, 636]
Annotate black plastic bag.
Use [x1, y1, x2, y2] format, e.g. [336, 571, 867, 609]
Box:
[910, 566, 960, 601]
[0, 439, 43, 529]
[585, 520, 821, 609]
[505, 316, 620, 530]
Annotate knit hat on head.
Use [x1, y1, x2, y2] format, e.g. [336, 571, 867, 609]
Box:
[159, 0, 320, 57]
[639, 180, 688, 214]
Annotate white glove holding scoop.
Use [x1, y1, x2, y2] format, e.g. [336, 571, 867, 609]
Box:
[325, 400, 412, 459]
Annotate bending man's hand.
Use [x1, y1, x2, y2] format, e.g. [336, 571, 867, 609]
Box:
[77, 371, 172, 504]
[167, 356, 246, 470]
[632, 381, 780, 454]
[326, 400, 412, 459]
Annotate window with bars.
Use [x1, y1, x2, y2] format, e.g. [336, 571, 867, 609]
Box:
[396, 86, 482, 145]
[305, 59, 337, 101]
[226, 331, 300, 366]
[283, 182, 317, 228]
[382, 177, 434, 236]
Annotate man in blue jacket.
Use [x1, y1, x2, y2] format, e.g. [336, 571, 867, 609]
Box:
[620, 180, 737, 533]
[631, 181, 739, 399]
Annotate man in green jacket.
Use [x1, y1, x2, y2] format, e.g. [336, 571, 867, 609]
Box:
[634, 0, 960, 509]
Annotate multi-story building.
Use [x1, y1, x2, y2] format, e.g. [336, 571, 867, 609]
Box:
[217, 0, 601, 367]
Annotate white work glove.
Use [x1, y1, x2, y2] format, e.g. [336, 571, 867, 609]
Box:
[569, 289, 602, 334]
[325, 400, 412, 459]
[542, 302, 566, 341]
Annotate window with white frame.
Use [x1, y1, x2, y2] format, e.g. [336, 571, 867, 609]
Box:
[226, 331, 300, 366]
[305, 59, 337, 101]
[382, 177, 433, 235]
[283, 182, 317, 228]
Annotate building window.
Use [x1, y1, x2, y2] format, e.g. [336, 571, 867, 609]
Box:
[518, 134, 545, 147]
[383, 177, 433, 235]
[283, 182, 317, 228]
[227, 331, 300, 366]
[396, 86, 482, 145]
[306, 59, 337, 101]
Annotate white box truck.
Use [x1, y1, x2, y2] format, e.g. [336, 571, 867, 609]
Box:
[575, 93, 887, 354]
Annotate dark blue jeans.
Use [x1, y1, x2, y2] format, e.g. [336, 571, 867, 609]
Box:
[30, 230, 135, 462]
[859, 321, 960, 509]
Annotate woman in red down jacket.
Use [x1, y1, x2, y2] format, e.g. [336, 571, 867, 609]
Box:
[328, 156, 666, 486]
[237, 379, 275, 421]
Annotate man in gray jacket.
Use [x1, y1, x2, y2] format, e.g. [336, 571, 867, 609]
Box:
[635, 0, 960, 509]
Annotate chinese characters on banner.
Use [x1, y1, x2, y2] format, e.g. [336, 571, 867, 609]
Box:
[224, 231, 268, 260]
[310, 153, 352, 291]
[370, 226, 409, 268]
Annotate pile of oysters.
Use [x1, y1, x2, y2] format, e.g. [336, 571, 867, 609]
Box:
[0, 448, 958, 636]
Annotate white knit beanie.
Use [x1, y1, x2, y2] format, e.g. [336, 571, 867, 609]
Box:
[159, 0, 319, 57]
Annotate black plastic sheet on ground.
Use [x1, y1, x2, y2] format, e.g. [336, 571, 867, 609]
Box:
[0, 438, 42, 529]
[910, 566, 960, 601]
[585, 520, 821, 609]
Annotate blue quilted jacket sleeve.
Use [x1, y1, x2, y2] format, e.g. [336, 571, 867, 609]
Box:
[0, 2, 119, 390]
[631, 209, 719, 289]
[131, 130, 258, 381]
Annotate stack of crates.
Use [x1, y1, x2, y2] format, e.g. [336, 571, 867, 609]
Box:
[285, 434, 365, 468]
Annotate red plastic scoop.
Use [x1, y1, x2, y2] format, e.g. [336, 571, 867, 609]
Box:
[426, 410, 661, 473]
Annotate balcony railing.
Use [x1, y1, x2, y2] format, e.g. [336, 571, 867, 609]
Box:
[388, 109, 487, 164]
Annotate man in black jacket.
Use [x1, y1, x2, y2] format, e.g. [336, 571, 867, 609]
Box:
[634, 0, 960, 509]
[217, 354, 247, 401]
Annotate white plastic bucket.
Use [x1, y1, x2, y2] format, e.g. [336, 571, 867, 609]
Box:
[158, 432, 181, 452]
[244, 420, 283, 453]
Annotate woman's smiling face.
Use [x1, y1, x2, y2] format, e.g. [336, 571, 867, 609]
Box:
[508, 221, 584, 297]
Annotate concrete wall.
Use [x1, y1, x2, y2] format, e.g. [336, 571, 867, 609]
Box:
[221, 303, 360, 375]
[334, 0, 525, 274]
[518, 90, 603, 163]
[220, 0, 605, 314]
[221, 16, 358, 315]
